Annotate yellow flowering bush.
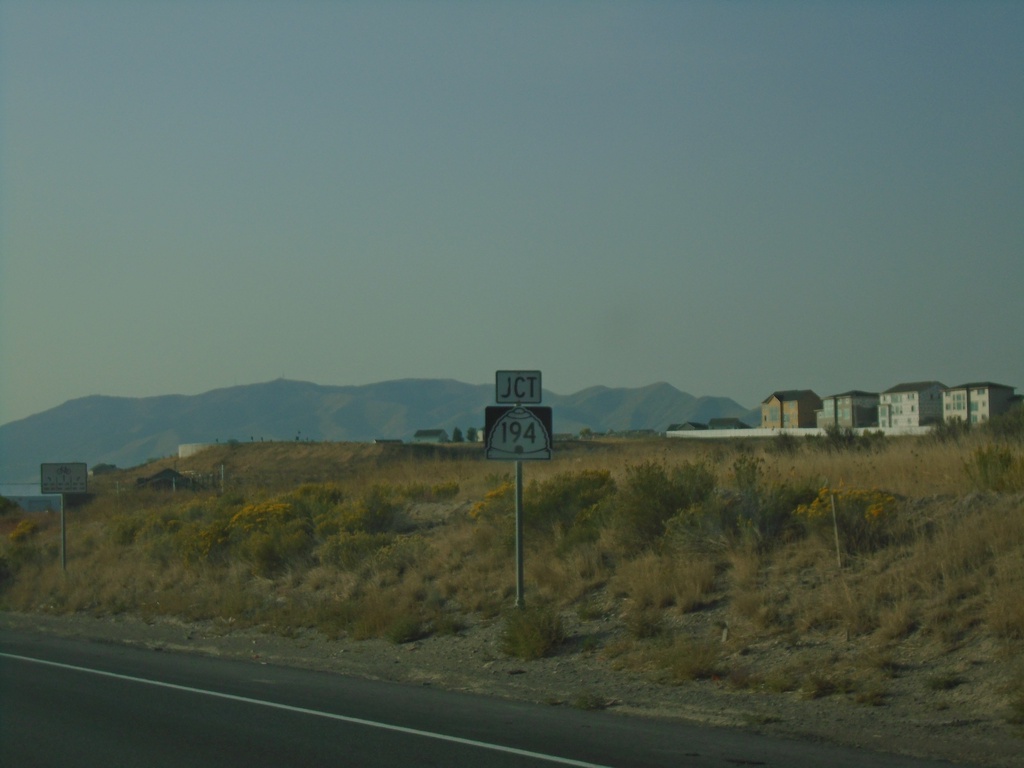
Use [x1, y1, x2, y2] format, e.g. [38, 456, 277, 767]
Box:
[8, 519, 39, 544]
[227, 500, 314, 576]
[470, 480, 514, 520]
[176, 517, 231, 567]
[795, 485, 899, 554]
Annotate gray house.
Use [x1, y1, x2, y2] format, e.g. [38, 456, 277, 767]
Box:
[412, 429, 450, 444]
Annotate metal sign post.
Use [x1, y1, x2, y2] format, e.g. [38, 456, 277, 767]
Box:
[484, 372, 551, 608]
[41, 463, 87, 572]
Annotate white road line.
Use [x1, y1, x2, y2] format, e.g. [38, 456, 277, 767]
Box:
[0, 651, 614, 768]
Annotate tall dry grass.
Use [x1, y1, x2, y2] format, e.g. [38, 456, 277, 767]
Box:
[3, 427, 1023, 689]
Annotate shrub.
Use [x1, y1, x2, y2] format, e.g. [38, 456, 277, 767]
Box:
[984, 406, 1024, 442]
[795, 486, 899, 555]
[8, 519, 39, 544]
[467, 480, 517, 553]
[612, 460, 716, 549]
[930, 418, 970, 444]
[287, 483, 346, 517]
[470, 480, 514, 520]
[675, 456, 812, 550]
[500, 605, 565, 659]
[317, 530, 393, 570]
[340, 485, 402, 534]
[227, 501, 315, 576]
[662, 636, 723, 681]
[385, 615, 428, 644]
[965, 446, 1024, 492]
[526, 469, 616, 540]
[176, 517, 231, 566]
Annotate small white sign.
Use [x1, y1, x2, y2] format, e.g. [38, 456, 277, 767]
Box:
[495, 370, 542, 404]
[41, 463, 88, 494]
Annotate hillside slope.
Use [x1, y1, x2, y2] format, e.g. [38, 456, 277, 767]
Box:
[0, 378, 757, 481]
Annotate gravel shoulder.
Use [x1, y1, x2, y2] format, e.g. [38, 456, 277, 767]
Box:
[3, 609, 1021, 767]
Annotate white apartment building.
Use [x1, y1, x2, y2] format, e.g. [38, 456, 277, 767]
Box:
[942, 382, 1017, 424]
[877, 381, 946, 428]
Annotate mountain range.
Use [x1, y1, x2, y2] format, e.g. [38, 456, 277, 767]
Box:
[0, 378, 759, 484]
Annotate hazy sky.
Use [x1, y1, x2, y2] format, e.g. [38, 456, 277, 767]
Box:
[2, 1, 1022, 424]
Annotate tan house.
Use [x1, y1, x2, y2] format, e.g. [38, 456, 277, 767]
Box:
[817, 390, 880, 429]
[761, 390, 823, 429]
[878, 381, 946, 428]
[942, 383, 1017, 425]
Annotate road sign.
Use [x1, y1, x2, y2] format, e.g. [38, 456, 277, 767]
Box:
[485, 406, 552, 460]
[41, 463, 88, 494]
[495, 370, 542, 404]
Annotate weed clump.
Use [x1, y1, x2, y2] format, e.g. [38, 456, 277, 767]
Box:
[500, 605, 565, 659]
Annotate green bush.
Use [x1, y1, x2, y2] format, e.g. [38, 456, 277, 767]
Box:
[398, 481, 460, 502]
[526, 469, 616, 540]
[965, 446, 1024, 492]
[287, 483, 346, 518]
[317, 530, 394, 570]
[226, 500, 315, 576]
[500, 605, 565, 659]
[612, 460, 716, 549]
[795, 486, 900, 555]
[985, 406, 1024, 442]
[340, 485, 402, 534]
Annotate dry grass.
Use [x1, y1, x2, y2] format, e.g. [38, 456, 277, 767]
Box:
[3, 431, 1024, 694]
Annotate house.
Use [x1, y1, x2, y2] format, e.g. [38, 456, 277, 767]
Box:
[817, 391, 879, 429]
[412, 429, 450, 444]
[942, 382, 1018, 425]
[136, 468, 194, 491]
[878, 381, 946, 428]
[708, 417, 750, 430]
[666, 422, 707, 432]
[761, 390, 822, 429]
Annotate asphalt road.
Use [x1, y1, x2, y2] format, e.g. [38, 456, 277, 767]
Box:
[0, 630, 956, 768]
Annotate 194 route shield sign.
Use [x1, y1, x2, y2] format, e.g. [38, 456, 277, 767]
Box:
[484, 406, 552, 460]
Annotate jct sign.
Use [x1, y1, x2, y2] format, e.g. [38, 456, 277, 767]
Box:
[495, 370, 542, 404]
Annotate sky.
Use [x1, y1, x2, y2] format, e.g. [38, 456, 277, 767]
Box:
[2, 1, 1022, 425]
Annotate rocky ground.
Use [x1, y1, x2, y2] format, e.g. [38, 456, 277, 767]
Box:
[2, 609, 1022, 767]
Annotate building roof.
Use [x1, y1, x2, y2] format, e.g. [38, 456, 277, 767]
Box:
[708, 417, 750, 429]
[943, 382, 1016, 391]
[666, 422, 707, 431]
[825, 390, 878, 399]
[762, 390, 818, 404]
[883, 381, 946, 394]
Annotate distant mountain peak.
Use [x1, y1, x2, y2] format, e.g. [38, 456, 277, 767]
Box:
[0, 379, 757, 483]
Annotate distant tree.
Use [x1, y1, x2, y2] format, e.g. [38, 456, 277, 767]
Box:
[451, 427, 464, 443]
[466, 426, 479, 443]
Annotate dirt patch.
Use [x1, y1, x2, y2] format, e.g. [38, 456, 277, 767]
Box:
[3, 609, 1021, 766]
